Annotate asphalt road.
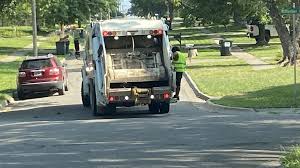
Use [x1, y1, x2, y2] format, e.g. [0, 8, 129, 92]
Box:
[1, 59, 300, 168]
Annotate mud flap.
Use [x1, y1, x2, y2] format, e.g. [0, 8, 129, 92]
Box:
[170, 98, 178, 104]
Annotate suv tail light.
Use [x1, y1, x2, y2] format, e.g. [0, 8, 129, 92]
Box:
[19, 72, 26, 78]
[49, 68, 60, 75]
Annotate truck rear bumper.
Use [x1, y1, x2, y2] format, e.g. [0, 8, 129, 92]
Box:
[108, 87, 172, 107]
[20, 81, 63, 94]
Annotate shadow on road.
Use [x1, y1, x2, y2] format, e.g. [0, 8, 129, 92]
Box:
[1, 104, 169, 122]
[1, 100, 300, 167]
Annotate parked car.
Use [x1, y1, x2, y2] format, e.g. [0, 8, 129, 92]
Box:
[17, 55, 68, 99]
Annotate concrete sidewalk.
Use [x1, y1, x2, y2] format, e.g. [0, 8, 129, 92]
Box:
[196, 28, 276, 71]
[212, 38, 275, 71]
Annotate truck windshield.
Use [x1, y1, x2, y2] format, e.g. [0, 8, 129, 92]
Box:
[104, 35, 162, 49]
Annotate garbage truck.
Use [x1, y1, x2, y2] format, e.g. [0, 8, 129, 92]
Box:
[81, 18, 175, 116]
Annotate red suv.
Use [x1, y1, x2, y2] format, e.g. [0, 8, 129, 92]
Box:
[17, 55, 68, 99]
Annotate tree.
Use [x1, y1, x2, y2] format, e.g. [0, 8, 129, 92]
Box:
[0, 0, 31, 26]
[179, 0, 236, 28]
[238, 0, 298, 65]
[182, 0, 298, 65]
[130, 0, 167, 17]
[37, 0, 118, 31]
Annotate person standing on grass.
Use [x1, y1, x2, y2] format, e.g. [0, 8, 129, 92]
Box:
[172, 46, 187, 100]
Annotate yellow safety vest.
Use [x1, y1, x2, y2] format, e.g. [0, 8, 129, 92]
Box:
[172, 52, 186, 72]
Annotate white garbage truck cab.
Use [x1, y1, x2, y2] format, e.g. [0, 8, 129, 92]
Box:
[81, 18, 175, 116]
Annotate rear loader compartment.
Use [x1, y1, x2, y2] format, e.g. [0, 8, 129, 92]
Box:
[108, 86, 172, 107]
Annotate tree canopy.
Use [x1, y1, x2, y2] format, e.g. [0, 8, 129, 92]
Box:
[0, 0, 118, 27]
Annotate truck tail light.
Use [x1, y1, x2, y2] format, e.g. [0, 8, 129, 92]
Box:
[109, 96, 115, 102]
[150, 29, 163, 35]
[49, 68, 60, 75]
[19, 72, 26, 78]
[103, 31, 116, 37]
[163, 92, 170, 100]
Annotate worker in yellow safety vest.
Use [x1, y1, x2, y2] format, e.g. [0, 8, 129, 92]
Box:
[172, 46, 186, 100]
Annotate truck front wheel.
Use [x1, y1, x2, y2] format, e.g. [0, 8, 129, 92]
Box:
[81, 82, 90, 107]
[160, 102, 170, 114]
[89, 83, 101, 116]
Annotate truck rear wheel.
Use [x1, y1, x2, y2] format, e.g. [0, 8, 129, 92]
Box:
[149, 102, 160, 114]
[160, 102, 170, 114]
[81, 82, 90, 107]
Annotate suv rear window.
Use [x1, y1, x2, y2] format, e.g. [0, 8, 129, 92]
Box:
[21, 59, 53, 69]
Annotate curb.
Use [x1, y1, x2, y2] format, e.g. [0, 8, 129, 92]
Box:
[184, 72, 255, 112]
[0, 100, 8, 109]
[0, 96, 14, 111]
[183, 72, 211, 101]
[206, 99, 256, 112]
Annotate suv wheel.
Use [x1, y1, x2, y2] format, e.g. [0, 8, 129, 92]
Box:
[17, 89, 25, 100]
[64, 79, 69, 91]
[58, 84, 65, 95]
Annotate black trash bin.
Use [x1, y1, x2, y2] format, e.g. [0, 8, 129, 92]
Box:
[56, 40, 69, 55]
[219, 40, 233, 56]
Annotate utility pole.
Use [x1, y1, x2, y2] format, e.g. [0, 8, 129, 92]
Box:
[293, 2, 297, 107]
[31, 0, 38, 57]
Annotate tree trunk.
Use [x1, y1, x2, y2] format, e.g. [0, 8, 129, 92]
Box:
[60, 23, 65, 38]
[266, 0, 297, 65]
[257, 24, 268, 46]
[78, 20, 82, 28]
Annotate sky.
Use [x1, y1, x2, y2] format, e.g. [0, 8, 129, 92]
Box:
[120, 0, 131, 13]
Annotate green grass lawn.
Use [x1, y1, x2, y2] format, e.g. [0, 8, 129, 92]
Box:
[281, 146, 300, 168]
[0, 26, 32, 38]
[240, 43, 283, 64]
[187, 48, 300, 108]
[0, 36, 33, 55]
[0, 59, 22, 101]
[174, 24, 298, 108]
[169, 27, 215, 46]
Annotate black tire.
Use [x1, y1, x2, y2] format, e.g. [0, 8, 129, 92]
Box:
[64, 79, 69, 91]
[160, 102, 170, 114]
[17, 89, 25, 100]
[148, 102, 160, 114]
[81, 82, 90, 107]
[89, 83, 100, 116]
[58, 84, 65, 95]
